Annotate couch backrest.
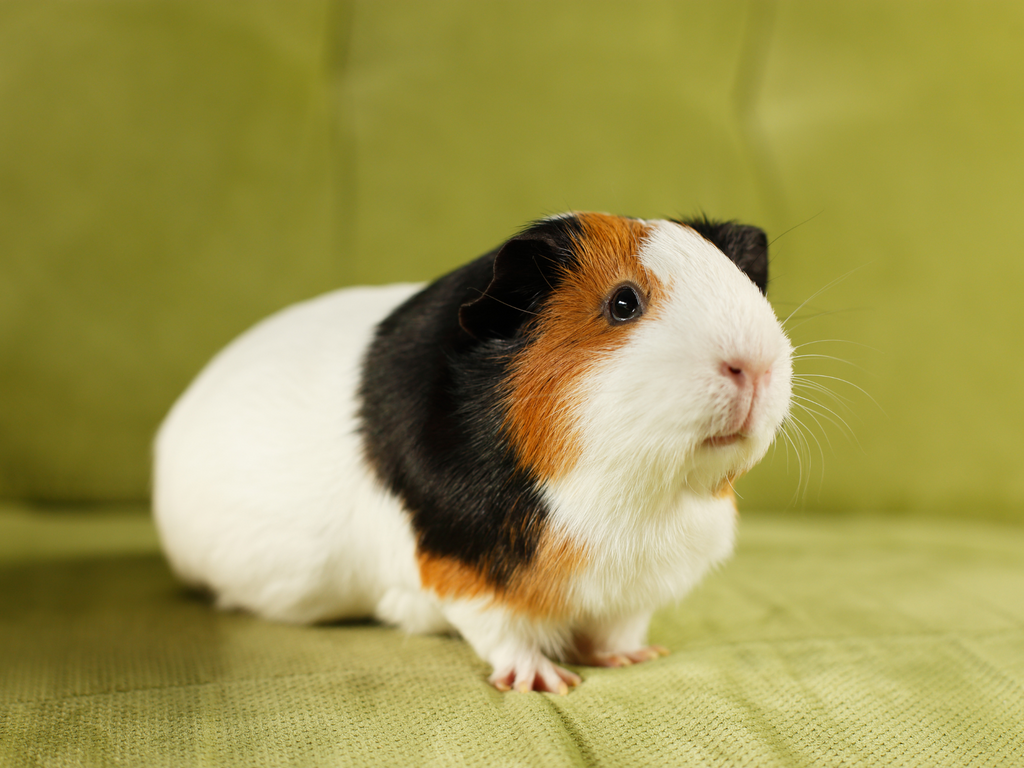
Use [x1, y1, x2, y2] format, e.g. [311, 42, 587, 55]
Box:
[2, 1, 1022, 520]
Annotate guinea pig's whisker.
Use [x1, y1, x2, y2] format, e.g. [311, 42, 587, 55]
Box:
[788, 413, 823, 503]
[778, 269, 874, 496]
[791, 399, 843, 453]
[729, 481, 745, 501]
[792, 396, 857, 446]
[780, 265, 866, 329]
[788, 410, 825, 470]
[779, 414, 804, 468]
[792, 338, 879, 353]
[531, 254, 558, 292]
[793, 373, 884, 415]
[792, 375, 857, 411]
[785, 424, 808, 489]
[792, 352, 871, 376]
[792, 381, 856, 413]
[800, 397, 866, 454]
[786, 397, 851, 434]
[777, 416, 808, 500]
[768, 209, 825, 247]
[769, 429, 789, 482]
[466, 288, 540, 316]
[785, 307, 870, 334]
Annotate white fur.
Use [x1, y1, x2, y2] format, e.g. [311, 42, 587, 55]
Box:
[154, 283, 449, 632]
[153, 218, 792, 692]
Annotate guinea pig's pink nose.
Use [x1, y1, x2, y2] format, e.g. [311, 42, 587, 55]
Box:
[720, 360, 772, 392]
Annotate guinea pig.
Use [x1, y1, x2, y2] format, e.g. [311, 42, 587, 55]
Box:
[153, 212, 793, 694]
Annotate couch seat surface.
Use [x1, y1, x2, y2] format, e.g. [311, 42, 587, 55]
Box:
[2, 506, 1022, 767]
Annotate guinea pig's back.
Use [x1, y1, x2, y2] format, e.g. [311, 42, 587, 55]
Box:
[153, 282, 423, 624]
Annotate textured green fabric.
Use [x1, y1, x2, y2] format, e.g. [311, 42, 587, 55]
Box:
[3, 2, 1024, 517]
[2, 508, 1022, 766]
[0, 0, 348, 501]
[0, 502, 158, 564]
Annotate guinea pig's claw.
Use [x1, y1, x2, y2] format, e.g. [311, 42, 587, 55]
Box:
[628, 645, 670, 663]
[578, 645, 671, 667]
[490, 659, 581, 695]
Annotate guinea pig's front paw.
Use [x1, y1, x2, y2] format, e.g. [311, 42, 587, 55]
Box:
[489, 655, 582, 695]
[571, 644, 670, 668]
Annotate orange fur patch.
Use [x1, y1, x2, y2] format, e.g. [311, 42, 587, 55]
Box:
[417, 527, 587, 619]
[715, 472, 742, 513]
[503, 213, 665, 480]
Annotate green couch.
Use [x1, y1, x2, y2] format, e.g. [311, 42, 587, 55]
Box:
[2, 2, 1022, 765]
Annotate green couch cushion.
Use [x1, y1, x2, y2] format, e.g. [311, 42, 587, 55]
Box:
[5, 1, 1024, 520]
[0, 0, 347, 501]
[3, 509, 1021, 766]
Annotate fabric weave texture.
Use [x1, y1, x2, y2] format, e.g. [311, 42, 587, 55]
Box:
[3, 509, 1021, 767]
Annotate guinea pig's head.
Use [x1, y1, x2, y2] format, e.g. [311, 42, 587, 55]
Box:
[459, 212, 792, 507]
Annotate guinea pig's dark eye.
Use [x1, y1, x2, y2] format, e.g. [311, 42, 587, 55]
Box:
[605, 284, 643, 324]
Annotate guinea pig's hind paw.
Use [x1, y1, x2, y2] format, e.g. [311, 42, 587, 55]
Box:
[489, 659, 582, 695]
[579, 645, 670, 668]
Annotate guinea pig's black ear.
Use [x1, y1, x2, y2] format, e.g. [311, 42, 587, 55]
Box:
[678, 217, 769, 295]
[458, 230, 568, 340]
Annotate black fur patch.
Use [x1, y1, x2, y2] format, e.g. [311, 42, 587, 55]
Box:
[358, 216, 586, 589]
[677, 216, 770, 294]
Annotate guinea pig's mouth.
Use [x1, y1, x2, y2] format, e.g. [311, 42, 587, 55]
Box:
[703, 433, 745, 448]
